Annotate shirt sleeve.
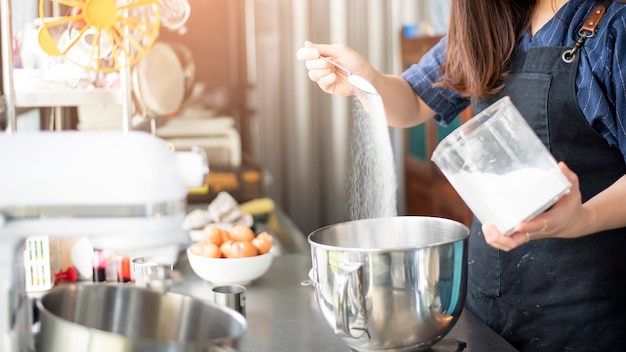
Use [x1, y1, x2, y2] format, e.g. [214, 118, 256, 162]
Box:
[581, 4, 626, 164]
[400, 36, 470, 126]
[607, 8, 626, 163]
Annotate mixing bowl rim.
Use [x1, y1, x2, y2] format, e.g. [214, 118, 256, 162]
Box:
[306, 215, 469, 252]
[308, 237, 468, 253]
[36, 283, 248, 345]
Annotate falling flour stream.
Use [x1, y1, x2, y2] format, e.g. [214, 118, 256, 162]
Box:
[346, 90, 398, 220]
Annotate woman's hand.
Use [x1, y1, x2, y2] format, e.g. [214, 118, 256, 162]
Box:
[296, 41, 377, 96]
[482, 162, 587, 251]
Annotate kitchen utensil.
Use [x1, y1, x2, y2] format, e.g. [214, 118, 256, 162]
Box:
[213, 285, 246, 317]
[56, 27, 113, 65]
[0, 131, 194, 352]
[69, 237, 94, 280]
[431, 96, 572, 234]
[166, 42, 196, 99]
[160, 0, 191, 31]
[54, 267, 78, 283]
[132, 41, 187, 118]
[37, 0, 160, 72]
[37, 24, 62, 56]
[320, 56, 378, 95]
[132, 256, 160, 287]
[36, 284, 247, 352]
[24, 236, 54, 292]
[307, 216, 469, 352]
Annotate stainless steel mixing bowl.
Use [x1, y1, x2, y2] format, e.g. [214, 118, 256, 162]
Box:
[36, 284, 247, 352]
[308, 216, 469, 352]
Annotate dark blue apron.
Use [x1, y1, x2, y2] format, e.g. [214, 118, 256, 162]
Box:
[465, 7, 626, 351]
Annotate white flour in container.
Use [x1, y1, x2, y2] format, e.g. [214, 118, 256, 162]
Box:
[448, 167, 571, 234]
[346, 91, 397, 220]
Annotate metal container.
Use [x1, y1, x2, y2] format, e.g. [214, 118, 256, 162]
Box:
[308, 216, 469, 352]
[36, 284, 247, 352]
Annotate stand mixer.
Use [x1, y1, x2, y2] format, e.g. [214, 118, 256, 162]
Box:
[0, 131, 207, 352]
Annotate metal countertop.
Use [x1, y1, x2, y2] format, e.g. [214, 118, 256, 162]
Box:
[171, 251, 518, 352]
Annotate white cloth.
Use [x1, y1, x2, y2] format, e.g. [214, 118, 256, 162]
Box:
[182, 192, 253, 230]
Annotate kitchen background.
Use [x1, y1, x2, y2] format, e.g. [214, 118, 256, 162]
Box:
[2, 0, 451, 235]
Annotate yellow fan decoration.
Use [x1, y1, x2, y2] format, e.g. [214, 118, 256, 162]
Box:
[38, 0, 160, 73]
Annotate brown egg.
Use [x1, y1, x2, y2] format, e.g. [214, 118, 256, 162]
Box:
[251, 231, 273, 254]
[220, 240, 235, 258]
[201, 242, 222, 258]
[190, 242, 221, 258]
[221, 228, 232, 242]
[230, 241, 259, 258]
[190, 242, 205, 256]
[202, 225, 224, 245]
[230, 225, 255, 242]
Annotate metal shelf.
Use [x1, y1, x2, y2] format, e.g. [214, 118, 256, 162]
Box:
[14, 69, 124, 107]
[1, 0, 133, 131]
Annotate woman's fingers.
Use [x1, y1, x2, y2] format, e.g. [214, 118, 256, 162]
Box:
[296, 45, 319, 61]
[482, 223, 529, 251]
[296, 41, 357, 96]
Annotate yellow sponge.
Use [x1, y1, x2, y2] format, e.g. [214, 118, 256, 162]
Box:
[239, 197, 275, 216]
[187, 184, 209, 195]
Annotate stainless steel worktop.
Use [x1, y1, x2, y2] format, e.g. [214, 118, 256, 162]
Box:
[171, 251, 518, 352]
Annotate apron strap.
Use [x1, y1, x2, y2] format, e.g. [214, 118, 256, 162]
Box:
[582, 0, 613, 33]
[562, 0, 613, 62]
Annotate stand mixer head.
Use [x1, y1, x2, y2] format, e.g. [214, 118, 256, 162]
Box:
[0, 131, 204, 351]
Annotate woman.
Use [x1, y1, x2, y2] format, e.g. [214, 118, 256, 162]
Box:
[297, 0, 626, 351]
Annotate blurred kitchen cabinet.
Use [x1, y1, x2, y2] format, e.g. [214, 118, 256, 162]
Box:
[400, 33, 472, 227]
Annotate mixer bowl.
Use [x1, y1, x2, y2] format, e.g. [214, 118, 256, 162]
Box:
[36, 284, 247, 352]
[308, 216, 469, 352]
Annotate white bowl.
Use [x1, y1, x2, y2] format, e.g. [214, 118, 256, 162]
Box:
[186, 247, 273, 285]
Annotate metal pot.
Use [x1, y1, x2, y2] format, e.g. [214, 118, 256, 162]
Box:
[36, 284, 246, 352]
[307, 216, 469, 352]
[132, 41, 190, 119]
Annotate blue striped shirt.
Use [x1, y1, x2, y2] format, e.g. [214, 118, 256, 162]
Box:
[401, 0, 626, 162]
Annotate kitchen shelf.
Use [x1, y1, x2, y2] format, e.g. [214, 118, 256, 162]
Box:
[13, 69, 123, 108]
[2, 1, 134, 129]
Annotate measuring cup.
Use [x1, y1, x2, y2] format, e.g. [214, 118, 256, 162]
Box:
[431, 96, 571, 234]
[320, 57, 378, 95]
